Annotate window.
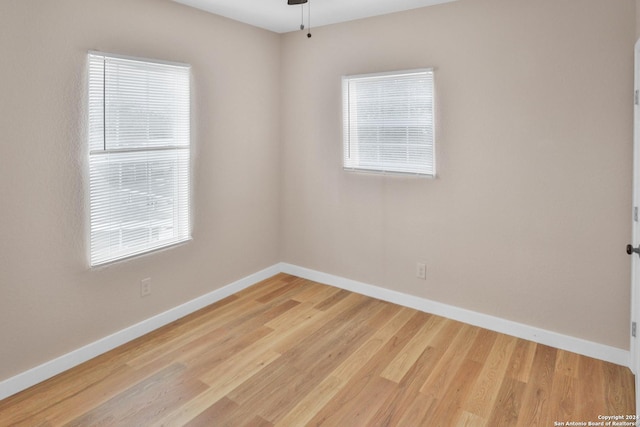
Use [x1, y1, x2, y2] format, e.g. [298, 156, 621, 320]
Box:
[88, 52, 191, 266]
[342, 69, 435, 176]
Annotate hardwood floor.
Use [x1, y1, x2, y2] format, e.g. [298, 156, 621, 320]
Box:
[0, 273, 635, 426]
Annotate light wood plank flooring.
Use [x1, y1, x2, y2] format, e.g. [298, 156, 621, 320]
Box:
[0, 273, 635, 426]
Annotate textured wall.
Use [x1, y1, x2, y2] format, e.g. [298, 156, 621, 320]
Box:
[637, 0, 640, 40]
[280, 0, 635, 349]
[0, 0, 281, 381]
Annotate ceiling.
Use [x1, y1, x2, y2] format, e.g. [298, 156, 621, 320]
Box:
[172, 0, 457, 34]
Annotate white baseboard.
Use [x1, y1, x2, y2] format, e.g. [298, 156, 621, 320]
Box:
[279, 263, 630, 368]
[0, 264, 281, 401]
[1, 262, 631, 402]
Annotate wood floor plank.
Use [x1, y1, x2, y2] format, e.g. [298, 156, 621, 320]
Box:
[11, 354, 184, 427]
[227, 296, 378, 380]
[269, 292, 372, 354]
[303, 310, 433, 425]
[231, 299, 395, 423]
[290, 282, 341, 304]
[603, 362, 636, 416]
[256, 281, 306, 304]
[274, 307, 416, 426]
[158, 348, 281, 426]
[506, 338, 537, 383]
[199, 346, 281, 388]
[314, 288, 351, 311]
[126, 288, 298, 374]
[65, 363, 208, 427]
[372, 345, 445, 425]
[184, 396, 275, 427]
[165, 298, 299, 381]
[419, 322, 478, 399]
[3, 363, 135, 427]
[485, 376, 526, 427]
[331, 307, 416, 382]
[392, 395, 438, 427]
[305, 356, 396, 426]
[314, 375, 397, 426]
[229, 297, 382, 406]
[274, 375, 344, 427]
[264, 301, 319, 331]
[243, 415, 274, 427]
[516, 344, 557, 427]
[575, 355, 608, 423]
[233, 274, 297, 301]
[464, 333, 517, 418]
[380, 313, 444, 383]
[466, 328, 499, 364]
[179, 325, 273, 371]
[278, 297, 385, 373]
[419, 358, 483, 426]
[456, 410, 487, 427]
[0, 274, 634, 426]
[547, 373, 576, 424]
[125, 297, 264, 369]
[555, 349, 580, 379]
[0, 356, 125, 426]
[182, 397, 238, 427]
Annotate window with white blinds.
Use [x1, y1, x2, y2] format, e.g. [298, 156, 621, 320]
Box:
[342, 69, 435, 176]
[88, 52, 191, 266]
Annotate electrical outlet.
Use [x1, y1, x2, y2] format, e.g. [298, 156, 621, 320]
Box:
[416, 262, 426, 280]
[140, 278, 152, 297]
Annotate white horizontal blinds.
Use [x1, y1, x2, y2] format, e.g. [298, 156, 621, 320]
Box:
[343, 69, 435, 176]
[88, 53, 191, 266]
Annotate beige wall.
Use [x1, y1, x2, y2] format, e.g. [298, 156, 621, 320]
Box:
[637, 0, 640, 40]
[0, 0, 281, 380]
[281, 0, 635, 349]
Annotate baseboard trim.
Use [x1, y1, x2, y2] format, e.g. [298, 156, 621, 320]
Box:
[279, 263, 630, 368]
[1, 262, 631, 401]
[0, 264, 281, 401]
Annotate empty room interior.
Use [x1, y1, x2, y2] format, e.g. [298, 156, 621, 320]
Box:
[1, 0, 639, 425]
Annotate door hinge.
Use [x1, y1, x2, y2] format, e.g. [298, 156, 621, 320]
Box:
[635, 207, 638, 222]
[633, 322, 637, 337]
[635, 90, 639, 105]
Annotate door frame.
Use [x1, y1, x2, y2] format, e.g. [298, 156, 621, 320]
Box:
[631, 38, 640, 415]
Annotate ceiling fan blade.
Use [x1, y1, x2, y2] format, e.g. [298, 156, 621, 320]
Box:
[287, 0, 308, 4]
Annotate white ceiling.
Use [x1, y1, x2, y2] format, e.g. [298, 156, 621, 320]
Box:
[172, 0, 457, 34]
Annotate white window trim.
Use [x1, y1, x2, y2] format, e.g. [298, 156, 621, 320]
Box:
[342, 68, 436, 177]
[87, 51, 192, 267]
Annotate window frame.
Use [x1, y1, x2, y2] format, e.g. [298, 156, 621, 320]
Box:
[342, 68, 436, 177]
[87, 51, 192, 267]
